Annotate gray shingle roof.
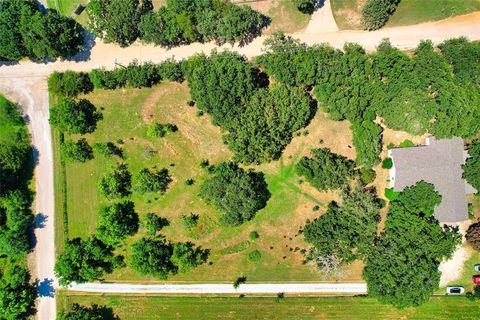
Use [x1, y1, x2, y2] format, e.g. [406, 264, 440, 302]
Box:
[390, 137, 476, 222]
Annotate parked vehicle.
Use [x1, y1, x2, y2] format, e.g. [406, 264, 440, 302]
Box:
[473, 275, 480, 284]
[446, 286, 465, 294]
[475, 264, 480, 272]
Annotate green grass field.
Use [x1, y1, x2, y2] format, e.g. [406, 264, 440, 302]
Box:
[58, 294, 480, 319]
[331, 0, 480, 30]
[264, 0, 311, 34]
[387, 0, 480, 27]
[55, 82, 347, 283]
[46, 0, 89, 25]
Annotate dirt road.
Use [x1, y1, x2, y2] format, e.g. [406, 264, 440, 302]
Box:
[0, 78, 56, 320]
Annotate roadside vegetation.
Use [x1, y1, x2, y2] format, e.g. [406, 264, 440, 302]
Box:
[0, 96, 36, 319]
[0, 0, 84, 61]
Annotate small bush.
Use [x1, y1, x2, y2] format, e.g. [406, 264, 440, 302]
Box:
[384, 187, 400, 201]
[185, 179, 195, 186]
[147, 123, 177, 138]
[181, 213, 199, 229]
[248, 250, 262, 262]
[294, 0, 316, 14]
[60, 138, 93, 163]
[382, 157, 393, 169]
[93, 142, 122, 158]
[158, 58, 184, 82]
[466, 222, 480, 252]
[362, 0, 399, 31]
[144, 213, 169, 235]
[233, 276, 247, 289]
[360, 168, 377, 185]
[399, 139, 415, 148]
[48, 71, 93, 97]
[312, 205, 320, 212]
[249, 231, 259, 240]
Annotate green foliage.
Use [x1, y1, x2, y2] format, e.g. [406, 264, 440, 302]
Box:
[184, 179, 195, 186]
[364, 192, 461, 308]
[158, 58, 185, 82]
[55, 237, 121, 286]
[60, 139, 94, 163]
[233, 276, 247, 289]
[98, 163, 132, 199]
[124, 60, 160, 88]
[96, 201, 139, 246]
[382, 157, 393, 169]
[463, 141, 480, 191]
[49, 98, 102, 134]
[200, 163, 270, 226]
[0, 264, 36, 320]
[361, 0, 399, 30]
[304, 186, 380, 264]
[394, 181, 442, 217]
[399, 139, 415, 148]
[0, 0, 83, 61]
[185, 51, 259, 128]
[384, 187, 399, 201]
[467, 285, 480, 301]
[48, 71, 93, 97]
[130, 237, 176, 279]
[146, 123, 177, 138]
[359, 168, 376, 185]
[294, 0, 316, 14]
[439, 37, 480, 88]
[249, 231, 259, 240]
[351, 120, 382, 168]
[58, 303, 118, 320]
[296, 148, 355, 191]
[247, 250, 262, 262]
[171, 242, 209, 273]
[180, 213, 199, 229]
[134, 168, 171, 194]
[143, 213, 169, 235]
[93, 142, 122, 158]
[225, 85, 315, 163]
[0, 190, 33, 257]
[466, 222, 480, 252]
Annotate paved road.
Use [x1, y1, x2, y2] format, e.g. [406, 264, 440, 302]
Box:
[68, 283, 368, 294]
[0, 78, 56, 320]
[1, 10, 480, 320]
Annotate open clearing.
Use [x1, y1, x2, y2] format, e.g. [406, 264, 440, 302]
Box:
[58, 294, 480, 319]
[56, 82, 365, 283]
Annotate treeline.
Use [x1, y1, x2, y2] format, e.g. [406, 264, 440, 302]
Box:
[257, 33, 480, 168]
[88, 0, 270, 48]
[0, 96, 37, 319]
[0, 0, 83, 61]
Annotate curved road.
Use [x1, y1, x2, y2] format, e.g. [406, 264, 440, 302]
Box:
[0, 10, 480, 320]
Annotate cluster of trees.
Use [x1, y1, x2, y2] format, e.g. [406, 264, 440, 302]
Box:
[463, 140, 480, 191]
[256, 34, 480, 169]
[87, 0, 269, 48]
[364, 182, 460, 308]
[200, 163, 270, 226]
[0, 0, 83, 61]
[304, 186, 381, 267]
[296, 148, 355, 191]
[58, 303, 119, 320]
[361, 0, 400, 30]
[0, 96, 36, 319]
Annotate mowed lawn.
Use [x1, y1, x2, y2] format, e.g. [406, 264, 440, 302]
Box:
[46, 0, 89, 25]
[331, 0, 480, 30]
[58, 294, 480, 320]
[56, 82, 357, 283]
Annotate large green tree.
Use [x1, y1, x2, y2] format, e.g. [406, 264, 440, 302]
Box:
[58, 303, 118, 320]
[96, 201, 139, 246]
[0, 264, 36, 320]
[98, 163, 132, 199]
[60, 139, 94, 163]
[130, 238, 176, 279]
[49, 98, 102, 134]
[463, 140, 480, 191]
[134, 168, 171, 194]
[200, 163, 270, 226]
[171, 242, 209, 273]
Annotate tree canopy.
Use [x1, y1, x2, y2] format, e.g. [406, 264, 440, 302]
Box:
[134, 168, 171, 194]
[363, 182, 461, 308]
[130, 237, 177, 279]
[60, 139, 94, 163]
[463, 140, 480, 191]
[98, 163, 132, 199]
[200, 163, 270, 226]
[361, 0, 399, 31]
[96, 201, 139, 246]
[296, 148, 355, 191]
[55, 237, 121, 286]
[0, 264, 36, 320]
[49, 98, 102, 134]
[394, 181, 442, 217]
[58, 303, 119, 320]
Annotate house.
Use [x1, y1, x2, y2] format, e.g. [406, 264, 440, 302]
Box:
[389, 137, 476, 223]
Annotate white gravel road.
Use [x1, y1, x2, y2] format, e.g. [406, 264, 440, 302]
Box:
[68, 283, 368, 294]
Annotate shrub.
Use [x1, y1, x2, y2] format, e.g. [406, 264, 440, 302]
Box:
[60, 138, 94, 163]
[49, 98, 102, 134]
[233, 276, 247, 289]
[171, 242, 209, 273]
[89, 68, 125, 89]
[399, 139, 415, 148]
[48, 71, 93, 97]
[181, 213, 199, 229]
[248, 250, 262, 262]
[96, 201, 139, 245]
[463, 141, 480, 191]
[130, 238, 177, 279]
[93, 142, 122, 158]
[98, 163, 132, 199]
[158, 58, 184, 82]
[134, 168, 171, 194]
[362, 0, 399, 31]
[249, 231, 260, 240]
[466, 222, 480, 252]
[294, 0, 316, 14]
[144, 213, 169, 235]
[382, 157, 393, 169]
[384, 187, 399, 201]
[360, 168, 377, 185]
[184, 179, 195, 186]
[125, 61, 160, 88]
[146, 123, 177, 138]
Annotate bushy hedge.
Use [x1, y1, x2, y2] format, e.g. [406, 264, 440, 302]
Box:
[361, 0, 400, 31]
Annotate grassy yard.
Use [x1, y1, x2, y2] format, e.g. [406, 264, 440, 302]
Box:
[58, 293, 480, 319]
[331, 0, 480, 30]
[46, 0, 89, 25]
[56, 82, 361, 283]
[387, 0, 480, 27]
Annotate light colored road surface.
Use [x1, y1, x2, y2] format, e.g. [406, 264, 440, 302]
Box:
[0, 10, 480, 320]
[69, 283, 368, 294]
[305, 0, 339, 34]
[0, 78, 56, 320]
